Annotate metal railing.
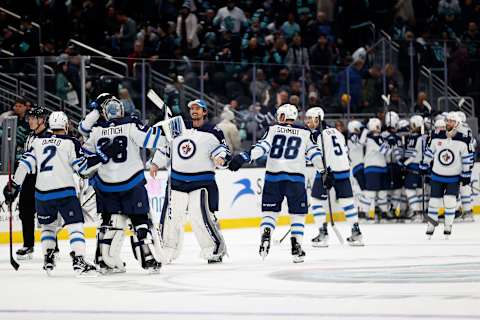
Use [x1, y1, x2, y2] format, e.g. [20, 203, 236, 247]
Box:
[0, 6, 41, 43]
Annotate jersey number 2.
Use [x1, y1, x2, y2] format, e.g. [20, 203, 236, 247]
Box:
[40, 146, 56, 172]
[270, 135, 301, 159]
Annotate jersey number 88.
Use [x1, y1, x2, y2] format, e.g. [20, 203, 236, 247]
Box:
[270, 135, 301, 160]
[97, 136, 128, 163]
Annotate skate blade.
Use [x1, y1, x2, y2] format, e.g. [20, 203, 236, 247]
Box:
[45, 268, 54, 277]
[426, 234, 433, 240]
[311, 242, 328, 248]
[292, 256, 305, 263]
[147, 268, 161, 275]
[17, 254, 33, 260]
[347, 240, 364, 247]
[76, 270, 98, 278]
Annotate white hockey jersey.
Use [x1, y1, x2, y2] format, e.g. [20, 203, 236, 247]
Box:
[347, 132, 364, 175]
[250, 124, 323, 183]
[363, 132, 389, 174]
[78, 109, 101, 138]
[14, 132, 100, 201]
[165, 122, 229, 191]
[403, 133, 426, 171]
[423, 131, 471, 182]
[317, 127, 350, 179]
[83, 117, 166, 192]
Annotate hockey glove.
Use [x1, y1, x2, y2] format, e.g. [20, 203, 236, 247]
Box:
[228, 152, 250, 172]
[460, 176, 471, 186]
[387, 136, 396, 147]
[322, 170, 335, 190]
[3, 182, 20, 205]
[419, 164, 429, 176]
[97, 140, 123, 163]
[87, 100, 102, 111]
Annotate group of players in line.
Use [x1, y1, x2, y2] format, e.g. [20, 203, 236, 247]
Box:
[2, 93, 475, 275]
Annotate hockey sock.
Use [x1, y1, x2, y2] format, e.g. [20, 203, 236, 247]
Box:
[427, 197, 441, 224]
[260, 212, 279, 233]
[339, 198, 358, 226]
[66, 223, 86, 256]
[311, 197, 327, 227]
[41, 224, 57, 255]
[405, 189, 421, 212]
[377, 191, 389, 212]
[290, 214, 305, 243]
[444, 195, 457, 227]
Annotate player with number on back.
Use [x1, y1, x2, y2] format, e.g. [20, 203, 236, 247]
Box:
[83, 97, 167, 274]
[3, 111, 113, 276]
[306, 107, 364, 247]
[229, 104, 324, 263]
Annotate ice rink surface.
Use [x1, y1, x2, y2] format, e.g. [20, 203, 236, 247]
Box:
[1, 221, 480, 320]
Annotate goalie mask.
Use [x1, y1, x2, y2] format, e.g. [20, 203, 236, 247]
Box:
[102, 97, 124, 121]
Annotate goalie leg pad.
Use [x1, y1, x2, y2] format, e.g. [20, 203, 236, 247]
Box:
[161, 190, 188, 263]
[97, 213, 128, 271]
[130, 216, 162, 270]
[189, 188, 227, 261]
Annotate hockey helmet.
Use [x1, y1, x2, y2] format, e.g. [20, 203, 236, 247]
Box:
[305, 106, 324, 122]
[277, 104, 298, 122]
[49, 111, 69, 131]
[435, 118, 446, 130]
[27, 107, 49, 119]
[347, 120, 363, 134]
[367, 118, 382, 132]
[102, 97, 124, 121]
[409, 115, 423, 131]
[456, 111, 467, 123]
[384, 111, 400, 129]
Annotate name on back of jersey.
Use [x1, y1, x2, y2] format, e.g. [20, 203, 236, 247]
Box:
[41, 137, 62, 146]
[276, 126, 299, 135]
[102, 126, 124, 136]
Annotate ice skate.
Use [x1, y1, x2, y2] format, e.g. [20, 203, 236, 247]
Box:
[462, 210, 474, 222]
[144, 259, 162, 274]
[347, 223, 364, 246]
[16, 247, 33, 260]
[444, 224, 452, 240]
[97, 261, 126, 275]
[208, 255, 223, 264]
[311, 223, 329, 247]
[43, 249, 56, 275]
[412, 211, 424, 223]
[259, 228, 271, 259]
[291, 237, 305, 263]
[71, 252, 97, 277]
[426, 222, 435, 239]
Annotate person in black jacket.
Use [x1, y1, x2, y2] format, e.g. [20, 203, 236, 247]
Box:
[15, 107, 49, 259]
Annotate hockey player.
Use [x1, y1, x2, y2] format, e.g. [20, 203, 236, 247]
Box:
[151, 99, 229, 264]
[229, 104, 324, 263]
[362, 118, 390, 221]
[403, 115, 427, 221]
[307, 107, 363, 247]
[83, 97, 166, 273]
[421, 111, 472, 238]
[347, 120, 369, 219]
[3, 111, 110, 275]
[382, 111, 404, 220]
[455, 111, 476, 222]
[15, 107, 49, 259]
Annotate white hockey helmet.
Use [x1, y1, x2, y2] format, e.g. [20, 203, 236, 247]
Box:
[446, 111, 461, 125]
[277, 104, 298, 122]
[409, 115, 424, 131]
[347, 120, 363, 134]
[102, 97, 124, 120]
[305, 107, 324, 121]
[397, 119, 410, 131]
[456, 111, 467, 123]
[435, 118, 446, 130]
[48, 111, 69, 131]
[384, 111, 400, 129]
[367, 118, 382, 132]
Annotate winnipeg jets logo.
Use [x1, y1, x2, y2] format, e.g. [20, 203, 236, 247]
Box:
[438, 149, 455, 166]
[178, 139, 196, 159]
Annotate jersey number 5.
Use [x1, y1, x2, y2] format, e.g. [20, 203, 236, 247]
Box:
[270, 135, 301, 159]
[97, 136, 128, 163]
[331, 136, 343, 156]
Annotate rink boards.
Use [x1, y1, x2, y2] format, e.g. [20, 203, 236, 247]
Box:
[0, 165, 479, 244]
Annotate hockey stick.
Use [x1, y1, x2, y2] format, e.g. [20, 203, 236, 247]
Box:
[7, 128, 20, 270]
[318, 122, 344, 245]
[273, 228, 291, 245]
[147, 89, 172, 120]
